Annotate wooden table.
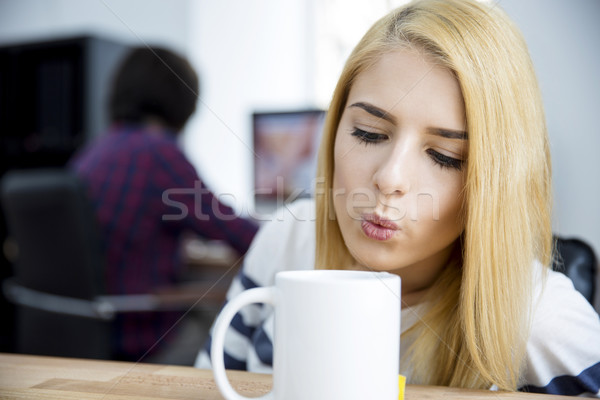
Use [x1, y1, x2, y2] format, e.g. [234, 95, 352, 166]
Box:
[0, 353, 569, 399]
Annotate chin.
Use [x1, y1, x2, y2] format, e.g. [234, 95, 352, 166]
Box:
[346, 242, 407, 272]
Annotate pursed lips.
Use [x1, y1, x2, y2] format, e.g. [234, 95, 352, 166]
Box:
[360, 213, 400, 241]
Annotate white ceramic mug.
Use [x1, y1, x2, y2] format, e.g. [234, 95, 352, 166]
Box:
[210, 269, 401, 400]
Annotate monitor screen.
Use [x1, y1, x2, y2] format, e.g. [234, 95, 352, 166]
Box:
[253, 109, 326, 203]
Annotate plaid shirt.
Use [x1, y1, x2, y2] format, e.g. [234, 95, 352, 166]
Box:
[70, 123, 258, 360]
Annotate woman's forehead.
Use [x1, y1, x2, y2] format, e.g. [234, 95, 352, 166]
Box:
[346, 50, 465, 132]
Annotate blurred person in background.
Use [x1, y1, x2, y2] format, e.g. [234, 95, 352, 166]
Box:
[69, 46, 259, 363]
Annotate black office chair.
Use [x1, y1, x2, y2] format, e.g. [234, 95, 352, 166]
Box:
[0, 168, 200, 359]
[1, 168, 112, 358]
[552, 236, 597, 307]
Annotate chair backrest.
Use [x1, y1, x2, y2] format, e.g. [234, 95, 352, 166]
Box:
[552, 236, 597, 306]
[0, 168, 111, 358]
[1, 168, 105, 297]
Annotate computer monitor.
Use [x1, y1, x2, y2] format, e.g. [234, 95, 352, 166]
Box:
[253, 109, 326, 207]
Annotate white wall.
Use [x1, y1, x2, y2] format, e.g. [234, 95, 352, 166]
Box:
[0, 0, 190, 52]
[500, 0, 600, 254]
[181, 0, 315, 215]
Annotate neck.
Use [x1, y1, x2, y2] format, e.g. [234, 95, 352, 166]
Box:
[390, 241, 460, 309]
[401, 286, 430, 308]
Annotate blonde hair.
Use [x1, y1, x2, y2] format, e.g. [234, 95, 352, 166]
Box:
[315, 0, 552, 391]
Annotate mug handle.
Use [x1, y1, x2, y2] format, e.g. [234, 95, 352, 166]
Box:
[211, 287, 277, 400]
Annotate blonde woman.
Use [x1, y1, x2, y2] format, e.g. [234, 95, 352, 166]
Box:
[195, 0, 600, 395]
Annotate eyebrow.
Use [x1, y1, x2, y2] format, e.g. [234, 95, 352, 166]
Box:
[349, 102, 397, 124]
[426, 127, 468, 140]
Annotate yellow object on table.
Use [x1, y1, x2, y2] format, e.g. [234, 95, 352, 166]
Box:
[399, 374, 406, 399]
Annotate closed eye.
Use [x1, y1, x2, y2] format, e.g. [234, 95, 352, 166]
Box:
[351, 128, 388, 145]
[426, 149, 464, 170]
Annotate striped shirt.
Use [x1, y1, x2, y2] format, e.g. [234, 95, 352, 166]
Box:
[70, 123, 259, 360]
[195, 198, 600, 397]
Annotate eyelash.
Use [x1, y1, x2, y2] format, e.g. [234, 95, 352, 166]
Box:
[426, 149, 464, 171]
[351, 128, 387, 145]
[350, 128, 464, 171]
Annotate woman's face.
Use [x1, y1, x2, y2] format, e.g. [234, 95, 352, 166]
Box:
[333, 49, 467, 294]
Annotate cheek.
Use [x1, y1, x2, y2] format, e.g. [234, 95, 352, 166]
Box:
[332, 137, 347, 220]
[427, 176, 464, 232]
[333, 137, 363, 223]
[333, 136, 372, 192]
[333, 136, 352, 191]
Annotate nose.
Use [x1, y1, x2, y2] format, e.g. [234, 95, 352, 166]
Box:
[372, 141, 413, 196]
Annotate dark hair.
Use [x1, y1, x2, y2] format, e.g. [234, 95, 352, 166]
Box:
[108, 46, 199, 131]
